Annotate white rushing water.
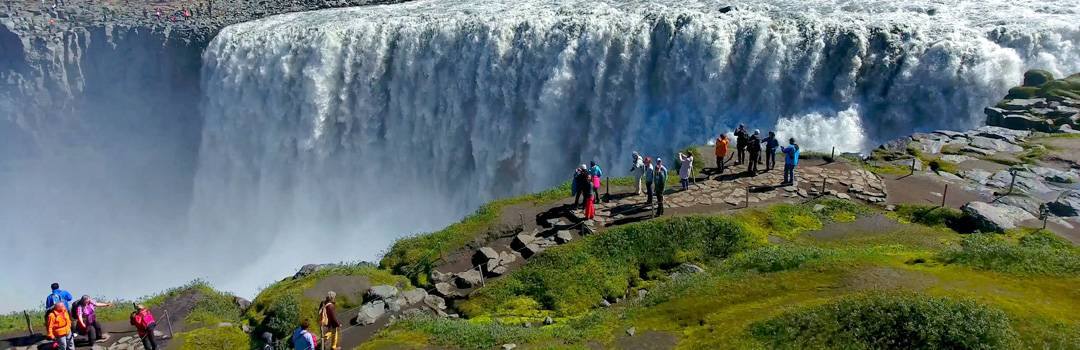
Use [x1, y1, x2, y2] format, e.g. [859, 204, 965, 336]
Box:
[194, 0, 1080, 297]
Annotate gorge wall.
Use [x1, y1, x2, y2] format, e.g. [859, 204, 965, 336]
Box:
[3, 0, 1079, 311]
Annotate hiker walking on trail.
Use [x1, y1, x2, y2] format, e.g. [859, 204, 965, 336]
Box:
[715, 134, 729, 174]
[76, 296, 113, 344]
[747, 130, 762, 174]
[319, 292, 341, 350]
[654, 158, 668, 217]
[782, 138, 801, 186]
[46, 283, 74, 312]
[293, 320, 318, 350]
[589, 162, 603, 204]
[131, 304, 159, 350]
[734, 124, 748, 165]
[762, 131, 779, 171]
[630, 151, 645, 195]
[644, 157, 655, 205]
[574, 165, 590, 209]
[47, 303, 74, 350]
[261, 332, 274, 350]
[679, 152, 694, 191]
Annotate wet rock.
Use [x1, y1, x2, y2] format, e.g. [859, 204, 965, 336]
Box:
[1023, 69, 1053, 87]
[879, 137, 912, 153]
[1002, 98, 1047, 110]
[962, 201, 1036, 233]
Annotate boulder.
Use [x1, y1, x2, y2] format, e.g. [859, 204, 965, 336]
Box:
[355, 301, 386, 326]
[1061, 124, 1080, 134]
[544, 317, 554, 325]
[455, 269, 484, 289]
[719, 5, 737, 13]
[999, 114, 1055, 132]
[988, 170, 1052, 194]
[386, 298, 403, 312]
[969, 136, 1023, 153]
[424, 295, 447, 310]
[910, 139, 945, 154]
[511, 234, 536, 251]
[933, 130, 967, 139]
[939, 154, 974, 164]
[879, 137, 912, 153]
[627, 327, 636, 336]
[431, 270, 451, 283]
[961, 202, 1036, 233]
[368, 285, 399, 300]
[554, 230, 573, 244]
[600, 299, 612, 307]
[638, 289, 649, 299]
[973, 125, 1032, 140]
[498, 251, 518, 266]
[294, 264, 331, 279]
[1028, 166, 1080, 183]
[521, 243, 544, 258]
[1047, 192, 1080, 217]
[490, 265, 509, 276]
[473, 247, 499, 270]
[679, 263, 705, 274]
[233, 296, 251, 310]
[433, 282, 457, 297]
[502, 344, 517, 350]
[1023, 69, 1054, 87]
[961, 169, 993, 185]
[400, 288, 427, 305]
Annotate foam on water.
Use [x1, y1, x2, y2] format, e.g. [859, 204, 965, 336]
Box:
[193, 0, 1080, 297]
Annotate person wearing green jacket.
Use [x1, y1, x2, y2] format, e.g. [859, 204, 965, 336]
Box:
[653, 158, 668, 217]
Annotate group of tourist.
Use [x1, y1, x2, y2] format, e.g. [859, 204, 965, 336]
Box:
[264, 291, 340, 350]
[42, 283, 158, 350]
[575, 123, 802, 218]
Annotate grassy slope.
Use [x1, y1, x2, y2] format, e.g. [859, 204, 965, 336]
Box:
[366, 201, 1080, 350]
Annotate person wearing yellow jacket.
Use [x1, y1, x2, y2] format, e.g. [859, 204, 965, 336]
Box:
[47, 303, 74, 350]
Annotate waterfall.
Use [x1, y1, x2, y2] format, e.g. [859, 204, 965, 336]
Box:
[193, 0, 1080, 296]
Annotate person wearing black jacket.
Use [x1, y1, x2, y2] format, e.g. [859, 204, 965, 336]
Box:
[734, 124, 748, 165]
[746, 130, 762, 174]
[574, 165, 591, 209]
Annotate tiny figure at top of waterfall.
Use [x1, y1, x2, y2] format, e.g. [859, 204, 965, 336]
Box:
[746, 130, 761, 175]
[630, 151, 645, 195]
[762, 131, 779, 171]
[734, 124, 748, 165]
[678, 152, 693, 191]
[782, 138, 801, 186]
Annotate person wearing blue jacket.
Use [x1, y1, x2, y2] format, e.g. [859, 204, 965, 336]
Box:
[781, 138, 800, 185]
[761, 131, 780, 171]
[653, 158, 668, 217]
[46, 283, 74, 312]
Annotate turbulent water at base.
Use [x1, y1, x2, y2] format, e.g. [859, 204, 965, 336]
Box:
[194, 0, 1079, 296]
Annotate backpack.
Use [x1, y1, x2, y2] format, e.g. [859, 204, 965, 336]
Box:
[48, 292, 63, 309]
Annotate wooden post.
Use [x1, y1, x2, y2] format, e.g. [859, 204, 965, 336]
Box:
[605, 177, 610, 200]
[519, 213, 524, 230]
[941, 184, 948, 207]
[478, 265, 486, 287]
[1041, 203, 1049, 230]
[830, 147, 835, 162]
[821, 177, 827, 194]
[745, 186, 750, 208]
[23, 311, 33, 336]
[910, 157, 916, 175]
[1008, 169, 1017, 195]
[164, 309, 175, 339]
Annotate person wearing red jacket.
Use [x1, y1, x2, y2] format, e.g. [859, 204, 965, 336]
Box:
[130, 305, 158, 350]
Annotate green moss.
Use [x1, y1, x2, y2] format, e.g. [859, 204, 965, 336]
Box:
[387, 313, 610, 349]
[1019, 145, 1048, 164]
[927, 158, 959, 174]
[177, 325, 251, 350]
[748, 292, 1019, 350]
[940, 231, 1080, 277]
[381, 182, 576, 283]
[1006, 86, 1040, 99]
[888, 204, 973, 233]
[461, 215, 761, 317]
[1024, 69, 1055, 87]
[185, 288, 243, 327]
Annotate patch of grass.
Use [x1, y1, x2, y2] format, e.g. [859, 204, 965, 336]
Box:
[737, 203, 823, 240]
[812, 198, 870, 223]
[940, 230, 1080, 277]
[185, 288, 243, 326]
[460, 215, 761, 317]
[381, 181, 576, 284]
[177, 325, 250, 350]
[888, 204, 974, 233]
[246, 263, 408, 338]
[1018, 144, 1048, 164]
[747, 292, 1019, 350]
[927, 158, 960, 174]
[386, 313, 610, 349]
[719, 246, 839, 273]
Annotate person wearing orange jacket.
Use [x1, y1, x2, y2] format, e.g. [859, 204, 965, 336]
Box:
[715, 134, 729, 175]
[46, 303, 74, 350]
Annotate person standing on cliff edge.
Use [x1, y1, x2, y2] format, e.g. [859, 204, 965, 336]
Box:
[654, 158, 668, 217]
[782, 138, 801, 186]
[734, 124, 748, 165]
